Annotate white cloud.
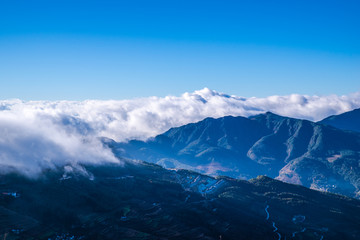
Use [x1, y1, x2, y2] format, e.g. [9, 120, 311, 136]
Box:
[0, 105, 119, 176]
[1, 88, 360, 176]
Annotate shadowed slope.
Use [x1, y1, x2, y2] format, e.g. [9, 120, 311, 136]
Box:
[1, 161, 360, 239]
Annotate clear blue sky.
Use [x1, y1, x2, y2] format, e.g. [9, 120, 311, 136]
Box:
[0, 0, 359, 100]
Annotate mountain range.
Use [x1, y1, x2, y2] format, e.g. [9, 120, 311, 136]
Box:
[110, 110, 360, 199]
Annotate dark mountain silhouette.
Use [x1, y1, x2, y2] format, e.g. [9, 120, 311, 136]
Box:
[110, 112, 360, 198]
[1, 161, 360, 239]
[319, 108, 360, 133]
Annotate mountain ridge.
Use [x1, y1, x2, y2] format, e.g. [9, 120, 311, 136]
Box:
[319, 108, 360, 133]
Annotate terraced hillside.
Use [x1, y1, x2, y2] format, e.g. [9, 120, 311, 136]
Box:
[1, 161, 360, 240]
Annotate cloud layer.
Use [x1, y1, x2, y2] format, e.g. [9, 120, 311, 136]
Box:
[1, 88, 360, 176]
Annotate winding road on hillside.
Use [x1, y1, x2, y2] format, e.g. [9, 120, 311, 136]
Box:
[264, 205, 324, 240]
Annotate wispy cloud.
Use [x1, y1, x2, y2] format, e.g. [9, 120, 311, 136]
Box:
[1, 88, 360, 175]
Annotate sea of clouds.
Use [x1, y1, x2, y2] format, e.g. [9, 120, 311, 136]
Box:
[1, 88, 360, 176]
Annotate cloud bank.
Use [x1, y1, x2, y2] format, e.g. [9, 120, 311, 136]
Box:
[0, 109, 119, 177]
[1, 88, 360, 176]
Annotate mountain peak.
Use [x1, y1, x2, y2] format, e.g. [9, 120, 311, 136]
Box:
[319, 108, 360, 133]
[249, 111, 284, 120]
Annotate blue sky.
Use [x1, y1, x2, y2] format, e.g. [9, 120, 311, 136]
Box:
[0, 0, 359, 100]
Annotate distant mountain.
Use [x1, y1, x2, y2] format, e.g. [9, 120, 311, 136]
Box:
[319, 108, 360, 133]
[1, 162, 360, 239]
[110, 112, 360, 198]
